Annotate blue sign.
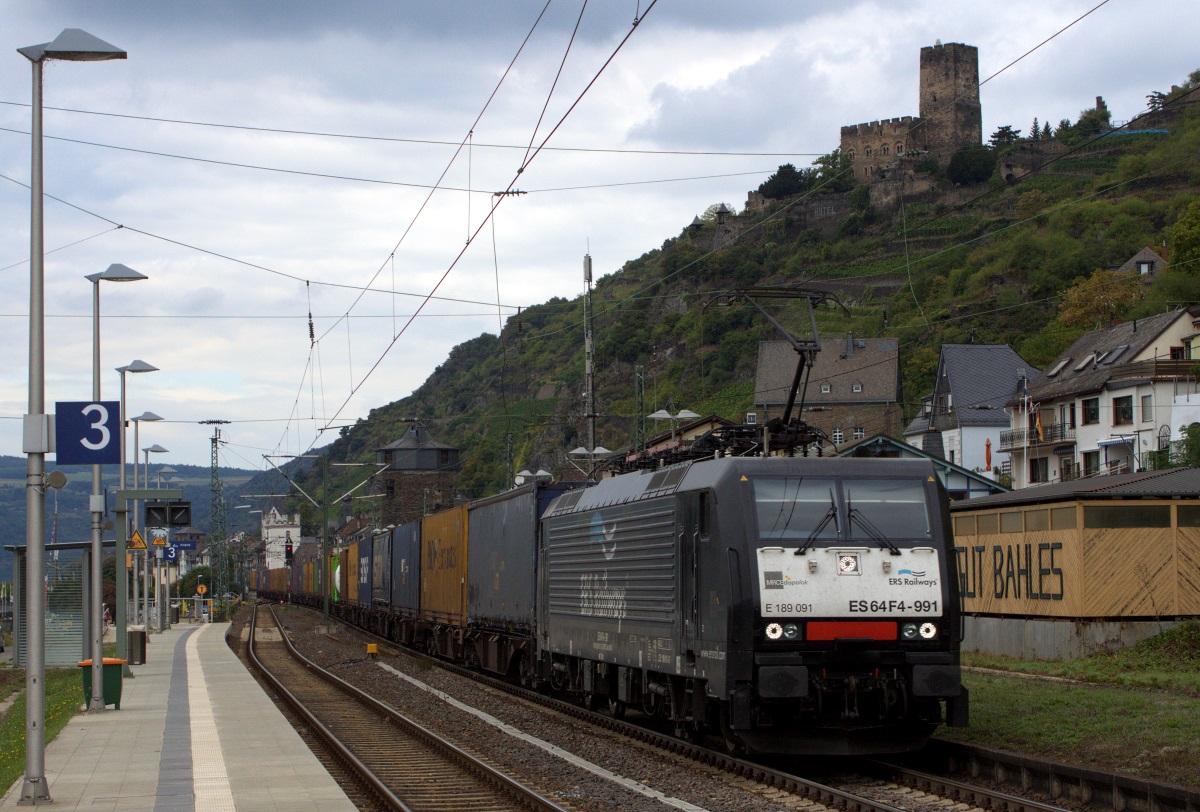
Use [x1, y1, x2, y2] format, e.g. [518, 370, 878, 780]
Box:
[55, 401, 121, 465]
[172, 540, 197, 551]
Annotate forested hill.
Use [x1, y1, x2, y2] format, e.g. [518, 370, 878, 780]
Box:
[0, 456, 257, 583]
[294, 73, 1200, 506]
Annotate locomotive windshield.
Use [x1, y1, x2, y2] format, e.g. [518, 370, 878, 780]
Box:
[844, 478, 931, 540]
[752, 476, 932, 543]
[753, 477, 839, 541]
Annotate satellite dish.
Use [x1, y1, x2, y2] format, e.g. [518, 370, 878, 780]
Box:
[103, 519, 114, 531]
[46, 470, 68, 489]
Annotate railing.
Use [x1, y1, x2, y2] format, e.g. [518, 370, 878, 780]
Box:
[999, 422, 1075, 451]
[1110, 358, 1197, 380]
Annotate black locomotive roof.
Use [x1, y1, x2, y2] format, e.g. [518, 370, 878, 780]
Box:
[543, 456, 939, 517]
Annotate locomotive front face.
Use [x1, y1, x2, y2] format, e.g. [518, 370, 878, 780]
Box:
[722, 460, 967, 754]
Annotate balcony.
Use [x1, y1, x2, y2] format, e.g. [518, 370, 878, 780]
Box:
[999, 422, 1075, 451]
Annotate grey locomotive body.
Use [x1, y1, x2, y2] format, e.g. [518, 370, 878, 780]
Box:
[536, 456, 967, 755]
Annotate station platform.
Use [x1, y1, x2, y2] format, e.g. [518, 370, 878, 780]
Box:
[0, 621, 356, 812]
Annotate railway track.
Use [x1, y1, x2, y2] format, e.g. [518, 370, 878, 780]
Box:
[283, 605, 1104, 812]
[247, 603, 571, 812]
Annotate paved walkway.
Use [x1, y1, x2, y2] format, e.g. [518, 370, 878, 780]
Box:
[0, 621, 356, 811]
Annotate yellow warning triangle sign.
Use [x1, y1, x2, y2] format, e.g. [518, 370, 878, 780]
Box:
[130, 530, 147, 550]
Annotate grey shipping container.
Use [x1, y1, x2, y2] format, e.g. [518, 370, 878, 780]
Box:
[389, 520, 420, 617]
[467, 483, 574, 634]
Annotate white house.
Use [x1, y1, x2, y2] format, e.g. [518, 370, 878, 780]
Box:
[1003, 307, 1200, 488]
[904, 344, 1038, 476]
[261, 505, 301, 569]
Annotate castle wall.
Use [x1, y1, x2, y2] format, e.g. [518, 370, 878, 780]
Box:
[839, 116, 920, 182]
[917, 42, 981, 163]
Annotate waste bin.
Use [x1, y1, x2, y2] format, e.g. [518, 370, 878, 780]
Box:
[127, 626, 147, 665]
[170, 605, 180, 624]
[79, 658, 126, 709]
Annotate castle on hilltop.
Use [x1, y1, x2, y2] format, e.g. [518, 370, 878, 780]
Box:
[840, 42, 982, 182]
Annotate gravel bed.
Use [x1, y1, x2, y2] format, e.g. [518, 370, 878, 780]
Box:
[274, 605, 821, 812]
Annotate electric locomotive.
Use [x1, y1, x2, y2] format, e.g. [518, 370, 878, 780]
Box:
[535, 455, 967, 755]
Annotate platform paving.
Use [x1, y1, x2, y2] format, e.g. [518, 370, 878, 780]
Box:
[0, 620, 356, 811]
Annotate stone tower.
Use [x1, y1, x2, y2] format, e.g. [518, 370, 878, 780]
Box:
[917, 42, 981, 163]
[375, 420, 461, 527]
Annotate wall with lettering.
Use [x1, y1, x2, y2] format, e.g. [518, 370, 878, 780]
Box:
[956, 530, 1079, 616]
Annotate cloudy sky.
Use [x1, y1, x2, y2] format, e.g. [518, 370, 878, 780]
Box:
[0, 0, 1193, 470]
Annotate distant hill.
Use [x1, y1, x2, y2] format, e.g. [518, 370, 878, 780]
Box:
[0, 456, 259, 584]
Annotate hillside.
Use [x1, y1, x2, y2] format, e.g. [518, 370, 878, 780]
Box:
[281, 75, 1200, 506]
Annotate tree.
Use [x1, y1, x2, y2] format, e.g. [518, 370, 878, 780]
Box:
[1057, 269, 1143, 328]
[947, 144, 994, 184]
[812, 148, 856, 193]
[1042, 120, 1053, 140]
[1170, 200, 1200, 271]
[1054, 118, 1073, 140]
[989, 125, 1022, 149]
[757, 163, 814, 199]
[1147, 90, 1168, 112]
[1030, 117, 1041, 141]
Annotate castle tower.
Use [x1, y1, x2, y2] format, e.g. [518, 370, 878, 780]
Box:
[917, 42, 981, 163]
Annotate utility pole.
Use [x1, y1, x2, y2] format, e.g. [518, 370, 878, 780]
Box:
[201, 420, 230, 606]
[583, 253, 597, 466]
[634, 365, 646, 454]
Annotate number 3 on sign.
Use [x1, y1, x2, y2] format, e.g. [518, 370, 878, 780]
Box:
[54, 401, 122, 465]
[80, 403, 110, 451]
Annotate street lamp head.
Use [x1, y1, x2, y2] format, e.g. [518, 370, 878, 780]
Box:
[86, 263, 146, 285]
[648, 410, 672, 420]
[146, 445, 169, 455]
[675, 410, 701, 420]
[133, 411, 163, 423]
[19, 29, 127, 63]
[118, 359, 158, 374]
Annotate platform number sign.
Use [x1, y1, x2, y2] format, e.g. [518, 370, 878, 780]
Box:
[55, 401, 121, 464]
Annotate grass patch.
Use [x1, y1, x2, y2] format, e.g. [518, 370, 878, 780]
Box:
[962, 621, 1200, 694]
[946, 622, 1200, 786]
[0, 668, 84, 792]
[940, 671, 1200, 785]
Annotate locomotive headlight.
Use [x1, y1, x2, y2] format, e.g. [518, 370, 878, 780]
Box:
[901, 623, 919, 640]
[919, 622, 938, 639]
[782, 623, 800, 640]
[766, 623, 784, 640]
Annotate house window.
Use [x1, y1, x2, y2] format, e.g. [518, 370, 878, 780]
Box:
[832, 428, 844, 444]
[1082, 398, 1100, 425]
[1137, 260, 1153, 275]
[1082, 450, 1100, 476]
[852, 382, 863, 393]
[896, 142, 904, 154]
[1029, 457, 1049, 483]
[1171, 346, 1186, 360]
[865, 147, 873, 157]
[1113, 395, 1133, 425]
[820, 382, 831, 394]
[881, 144, 889, 156]
[853, 427, 865, 440]
[949, 449, 955, 464]
[1141, 394, 1152, 422]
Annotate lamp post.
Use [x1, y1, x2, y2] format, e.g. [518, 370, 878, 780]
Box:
[117, 360, 157, 648]
[648, 409, 700, 444]
[130, 416, 162, 624]
[84, 264, 146, 713]
[19, 28, 126, 804]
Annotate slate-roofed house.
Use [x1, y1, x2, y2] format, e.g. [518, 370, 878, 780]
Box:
[838, 433, 1009, 500]
[1117, 246, 1168, 283]
[1003, 307, 1200, 489]
[903, 344, 1038, 475]
[376, 420, 461, 526]
[753, 334, 902, 451]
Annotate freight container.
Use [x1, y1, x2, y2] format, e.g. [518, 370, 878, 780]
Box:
[371, 531, 391, 609]
[389, 520, 420, 618]
[467, 483, 576, 635]
[420, 505, 468, 627]
[344, 541, 360, 606]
